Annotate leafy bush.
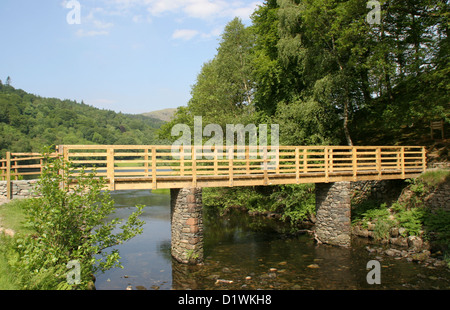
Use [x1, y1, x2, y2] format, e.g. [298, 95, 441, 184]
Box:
[5, 154, 145, 289]
[424, 209, 450, 250]
[269, 184, 315, 224]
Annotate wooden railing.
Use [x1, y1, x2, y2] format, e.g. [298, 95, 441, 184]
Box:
[1, 145, 426, 195]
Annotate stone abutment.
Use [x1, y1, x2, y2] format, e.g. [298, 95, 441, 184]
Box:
[170, 188, 204, 264]
[315, 182, 352, 247]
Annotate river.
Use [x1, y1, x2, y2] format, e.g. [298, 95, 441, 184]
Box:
[94, 190, 450, 290]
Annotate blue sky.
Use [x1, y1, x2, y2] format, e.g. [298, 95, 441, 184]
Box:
[0, 0, 262, 114]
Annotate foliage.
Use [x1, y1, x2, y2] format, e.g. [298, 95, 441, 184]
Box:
[203, 184, 315, 226]
[352, 169, 450, 244]
[424, 209, 450, 253]
[2, 154, 145, 290]
[203, 186, 271, 215]
[269, 184, 315, 224]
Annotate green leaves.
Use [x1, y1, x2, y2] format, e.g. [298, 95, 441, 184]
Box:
[10, 154, 145, 289]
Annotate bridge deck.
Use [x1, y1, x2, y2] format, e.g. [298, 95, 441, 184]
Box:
[1, 145, 426, 193]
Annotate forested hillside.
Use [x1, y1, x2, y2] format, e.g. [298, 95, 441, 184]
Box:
[0, 83, 166, 157]
[160, 0, 449, 148]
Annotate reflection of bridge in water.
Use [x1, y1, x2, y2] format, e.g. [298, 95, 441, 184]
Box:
[0, 144, 427, 264]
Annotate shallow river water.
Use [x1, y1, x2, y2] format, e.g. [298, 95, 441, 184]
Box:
[94, 190, 450, 290]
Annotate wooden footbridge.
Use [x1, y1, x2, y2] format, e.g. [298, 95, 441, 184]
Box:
[1, 145, 426, 196]
[0, 144, 428, 252]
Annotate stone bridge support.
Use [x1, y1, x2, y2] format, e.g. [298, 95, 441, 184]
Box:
[170, 188, 204, 264]
[315, 182, 352, 247]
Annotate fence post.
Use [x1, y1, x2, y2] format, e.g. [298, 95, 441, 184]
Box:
[192, 146, 197, 188]
[14, 157, 18, 181]
[57, 145, 65, 190]
[6, 152, 11, 200]
[228, 146, 233, 187]
[107, 147, 115, 191]
[401, 146, 405, 179]
[376, 147, 381, 180]
[144, 148, 149, 177]
[421, 147, 427, 172]
[152, 147, 157, 189]
[324, 146, 329, 183]
[296, 147, 300, 184]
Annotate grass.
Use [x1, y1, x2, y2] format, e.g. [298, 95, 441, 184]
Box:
[0, 199, 33, 234]
[151, 188, 170, 194]
[0, 199, 31, 290]
[418, 169, 450, 188]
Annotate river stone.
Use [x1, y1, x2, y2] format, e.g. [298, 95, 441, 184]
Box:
[408, 236, 423, 250]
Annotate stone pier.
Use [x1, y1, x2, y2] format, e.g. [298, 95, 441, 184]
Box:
[170, 188, 204, 264]
[315, 182, 352, 247]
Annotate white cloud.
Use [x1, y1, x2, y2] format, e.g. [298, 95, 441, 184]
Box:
[75, 29, 109, 37]
[71, 0, 263, 40]
[172, 29, 200, 41]
[107, 0, 262, 21]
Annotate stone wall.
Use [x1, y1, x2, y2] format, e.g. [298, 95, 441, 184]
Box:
[351, 179, 406, 206]
[424, 181, 450, 211]
[0, 180, 41, 200]
[398, 178, 450, 212]
[170, 188, 203, 264]
[315, 182, 352, 247]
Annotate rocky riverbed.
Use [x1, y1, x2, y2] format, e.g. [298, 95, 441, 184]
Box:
[353, 224, 449, 269]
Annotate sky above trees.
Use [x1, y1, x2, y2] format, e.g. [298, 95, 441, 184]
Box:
[0, 0, 262, 114]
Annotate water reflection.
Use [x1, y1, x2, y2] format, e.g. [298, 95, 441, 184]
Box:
[94, 190, 450, 290]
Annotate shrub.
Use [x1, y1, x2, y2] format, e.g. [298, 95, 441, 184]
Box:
[7, 154, 145, 289]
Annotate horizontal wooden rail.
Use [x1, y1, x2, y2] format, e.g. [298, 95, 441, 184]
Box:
[0, 145, 427, 195]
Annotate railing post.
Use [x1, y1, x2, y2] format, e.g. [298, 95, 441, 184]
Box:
[246, 146, 250, 175]
[57, 145, 65, 190]
[324, 146, 329, 182]
[304, 148, 308, 174]
[192, 146, 197, 188]
[14, 157, 18, 181]
[421, 146, 427, 172]
[6, 152, 11, 200]
[228, 146, 234, 187]
[376, 147, 381, 180]
[107, 147, 115, 191]
[144, 148, 149, 177]
[352, 147, 357, 181]
[214, 146, 218, 176]
[295, 147, 300, 184]
[401, 146, 405, 178]
[179, 146, 185, 177]
[329, 147, 334, 174]
[263, 146, 268, 185]
[152, 147, 157, 189]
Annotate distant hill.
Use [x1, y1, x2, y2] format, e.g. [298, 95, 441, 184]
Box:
[142, 108, 177, 122]
[0, 84, 168, 156]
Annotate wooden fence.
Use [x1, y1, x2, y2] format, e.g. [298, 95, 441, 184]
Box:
[1, 145, 426, 197]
